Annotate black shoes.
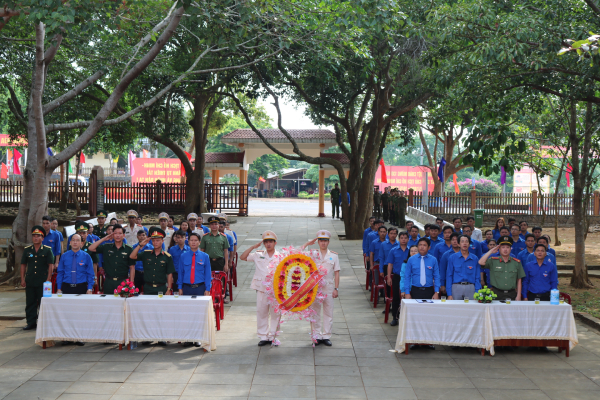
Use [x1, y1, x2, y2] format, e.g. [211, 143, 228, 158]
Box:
[22, 324, 36, 331]
[75, 342, 85, 346]
[142, 341, 152, 345]
[258, 340, 272, 347]
[409, 344, 435, 350]
[157, 341, 167, 346]
[320, 339, 332, 346]
[390, 319, 398, 327]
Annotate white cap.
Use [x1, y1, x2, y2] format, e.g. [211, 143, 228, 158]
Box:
[217, 213, 228, 221]
[158, 212, 169, 220]
[317, 230, 332, 239]
[262, 230, 277, 241]
[127, 209, 138, 218]
[187, 213, 198, 220]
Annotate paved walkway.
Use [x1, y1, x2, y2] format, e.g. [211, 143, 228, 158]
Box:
[0, 216, 600, 399]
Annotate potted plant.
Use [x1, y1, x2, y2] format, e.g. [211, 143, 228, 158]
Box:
[115, 279, 139, 298]
[473, 286, 497, 303]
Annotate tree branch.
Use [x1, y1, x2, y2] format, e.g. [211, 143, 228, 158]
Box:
[42, 70, 105, 115]
[584, 0, 600, 16]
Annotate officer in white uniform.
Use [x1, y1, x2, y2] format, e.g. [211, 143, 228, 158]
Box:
[187, 213, 205, 236]
[124, 210, 144, 246]
[157, 212, 175, 248]
[240, 230, 281, 346]
[301, 230, 340, 346]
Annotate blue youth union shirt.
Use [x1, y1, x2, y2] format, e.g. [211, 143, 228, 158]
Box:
[523, 260, 558, 295]
[177, 249, 212, 290]
[446, 252, 481, 296]
[386, 246, 410, 275]
[43, 230, 62, 257]
[403, 253, 440, 293]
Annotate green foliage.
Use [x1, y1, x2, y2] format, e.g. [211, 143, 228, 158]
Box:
[446, 178, 502, 194]
[298, 191, 309, 198]
[273, 189, 284, 198]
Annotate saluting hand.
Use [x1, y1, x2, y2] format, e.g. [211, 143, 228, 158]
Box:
[252, 242, 262, 250]
[102, 233, 114, 241]
[307, 238, 318, 246]
[489, 245, 500, 253]
[139, 238, 150, 247]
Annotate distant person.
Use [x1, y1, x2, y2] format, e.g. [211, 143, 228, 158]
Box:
[330, 183, 340, 219]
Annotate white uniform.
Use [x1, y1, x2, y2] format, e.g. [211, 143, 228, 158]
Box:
[248, 250, 281, 341]
[225, 229, 237, 245]
[124, 224, 144, 246]
[471, 227, 483, 242]
[308, 249, 341, 340]
[162, 227, 175, 248]
[191, 228, 204, 237]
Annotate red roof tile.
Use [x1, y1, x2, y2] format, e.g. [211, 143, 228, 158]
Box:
[319, 152, 350, 165]
[223, 129, 336, 142]
[205, 152, 244, 164]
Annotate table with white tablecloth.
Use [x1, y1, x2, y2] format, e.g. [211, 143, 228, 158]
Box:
[35, 294, 127, 347]
[394, 299, 578, 356]
[126, 295, 217, 352]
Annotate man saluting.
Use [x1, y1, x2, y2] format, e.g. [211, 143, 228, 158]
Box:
[88, 225, 135, 295]
[130, 227, 176, 296]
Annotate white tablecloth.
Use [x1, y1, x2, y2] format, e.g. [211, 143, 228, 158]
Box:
[125, 295, 217, 352]
[35, 294, 127, 346]
[394, 300, 578, 356]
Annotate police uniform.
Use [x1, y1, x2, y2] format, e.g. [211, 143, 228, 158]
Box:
[307, 230, 340, 345]
[157, 212, 175, 248]
[373, 190, 381, 218]
[137, 228, 175, 295]
[124, 209, 144, 245]
[398, 193, 407, 227]
[187, 213, 206, 236]
[484, 236, 526, 300]
[389, 191, 398, 225]
[94, 240, 135, 295]
[248, 230, 281, 344]
[381, 190, 390, 222]
[330, 187, 340, 218]
[93, 210, 109, 238]
[21, 226, 55, 329]
[200, 216, 229, 271]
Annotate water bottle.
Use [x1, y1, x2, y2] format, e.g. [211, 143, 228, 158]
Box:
[43, 281, 52, 297]
[550, 289, 560, 305]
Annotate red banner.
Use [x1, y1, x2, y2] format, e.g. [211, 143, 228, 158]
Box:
[374, 165, 434, 192]
[132, 158, 182, 183]
[0, 134, 27, 147]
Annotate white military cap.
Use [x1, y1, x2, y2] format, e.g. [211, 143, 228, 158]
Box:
[317, 230, 332, 239]
[158, 212, 169, 220]
[127, 209, 138, 218]
[217, 213, 228, 221]
[262, 230, 277, 241]
[187, 213, 198, 220]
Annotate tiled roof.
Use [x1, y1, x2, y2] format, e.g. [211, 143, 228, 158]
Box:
[222, 129, 336, 143]
[319, 152, 350, 165]
[204, 152, 244, 164]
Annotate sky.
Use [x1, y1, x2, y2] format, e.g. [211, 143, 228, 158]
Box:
[259, 97, 327, 130]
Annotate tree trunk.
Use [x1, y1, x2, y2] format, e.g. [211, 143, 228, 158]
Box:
[75, 151, 81, 215]
[59, 162, 69, 212]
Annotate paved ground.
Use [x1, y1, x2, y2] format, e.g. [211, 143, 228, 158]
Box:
[248, 198, 329, 217]
[0, 216, 600, 400]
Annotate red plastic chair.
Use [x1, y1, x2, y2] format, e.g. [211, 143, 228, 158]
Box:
[210, 279, 222, 331]
[211, 272, 226, 319]
[231, 252, 238, 287]
[383, 277, 393, 323]
[371, 268, 385, 307]
[213, 270, 232, 302]
[51, 271, 57, 293]
[559, 292, 572, 305]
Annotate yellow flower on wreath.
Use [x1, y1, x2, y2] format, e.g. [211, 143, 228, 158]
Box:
[273, 254, 319, 312]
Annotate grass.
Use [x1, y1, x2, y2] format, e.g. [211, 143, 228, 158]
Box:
[558, 277, 600, 319]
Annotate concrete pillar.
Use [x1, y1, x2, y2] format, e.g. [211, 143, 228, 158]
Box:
[408, 188, 414, 207]
[471, 189, 477, 212]
[239, 169, 247, 216]
[318, 169, 325, 217]
[531, 189, 538, 216]
[594, 190, 600, 216]
[212, 170, 220, 208]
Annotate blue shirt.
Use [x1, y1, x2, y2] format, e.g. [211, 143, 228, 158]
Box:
[67, 233, 94, 248]
[88, 234, 100, 243]
[43, 230, 62, 257]
[403, 253, 440, 293]
[523, 259, 558, 295]
[369, 238, 386, 266]
[519, 231, 530, 241]
[362, 227, 377, 255]
[52, 229, 64, 242]
[168, 244, 190, 273]
[378, 239, 399, 273]
[446, 252, 481, 296]
[492, 229, 502, 240]
[511, 238, 527, 255]
[546, 246, 556, 256]
[133, 242, 154, 271]
[224, 233, 234, 253]
[177, 249, 212, 291]
[433, 242, 452, 264]
[172, 226, 179, 231]
[200, 225, 210, 234]
[407, 236, 420, 248]
[517, 248, 534, 267]
[439, 248, 460, 287]
[480, 240, 492, 254]
[56, 249, 95, 290]
[468, 240, 482, 258]
[386, 245, 410, 275]
[526, 253, 556, 267]
[427, 237, 442, 256]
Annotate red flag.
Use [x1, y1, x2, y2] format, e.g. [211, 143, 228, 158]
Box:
[6, 150, 12, 162]
[180, 151, 192, 177]
[80, 152, 86, 164]
[379, 158, 387, 183]
[258, 176, 266, 183]
[0, 163, 8, 179]
[142, 149, 150, 158]
[12, 149, 22, 175]
[566, 164, 573, 188]
[453, 174, 460, 194]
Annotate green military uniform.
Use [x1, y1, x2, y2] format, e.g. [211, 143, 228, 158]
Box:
[93, 225, 108, 238]
[484, 249, 525, 300]
[22, 226, 55, 327]
[330, 187, 340, 218]
[373, 190, 381, 218]
[381, 191, 389, 222]
[96, 243, 134, 294]
[201, 231, 230, 272]
[389, 194, 398, 225]
[137, 249, 175, 295]
[398, 195, 407, 228]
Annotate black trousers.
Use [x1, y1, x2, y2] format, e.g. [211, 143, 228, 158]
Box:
[182, 282, 206, 296]
[25, 284, 43, 325]
[382, 206, 389, 222]
[410, 285, 434, 299]
[61, 283, 88, 294]
[492, 287, 517, 300]
[133, 271, 145, 293]
[211, 257, 225, 272]
[332, 203, 340, 218]
[391, 274, 401, 320]
[527, 291, 550, 301]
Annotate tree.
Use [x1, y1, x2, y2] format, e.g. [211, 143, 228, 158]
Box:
[434, 0, 600, 288]
[229, 0, 435, 239]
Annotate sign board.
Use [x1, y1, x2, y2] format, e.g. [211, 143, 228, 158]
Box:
[0, 134, 27, 147]
[132, 158, 182, 183]
[513, 167, 550, 194]
[374, 166, 435, 192]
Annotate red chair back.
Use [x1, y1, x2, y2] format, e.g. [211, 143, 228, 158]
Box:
[559, 292, 572, 305]
[212, 271, 227, 295]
